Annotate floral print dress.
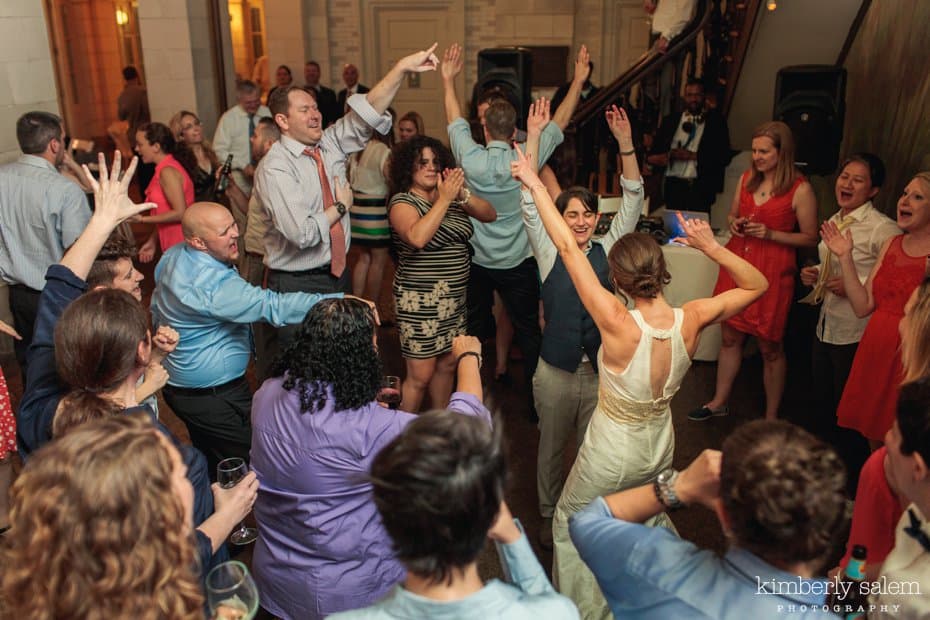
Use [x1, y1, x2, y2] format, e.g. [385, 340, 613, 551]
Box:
[388, 192, 473, 358]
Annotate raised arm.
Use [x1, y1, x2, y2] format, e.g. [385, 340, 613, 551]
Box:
[606, 105, 641, 183]
[366, 43, 439, 115]
[511, 143, 629, 336]
[552, 45, 591, 131]
[441, 43, 465, 123]
[677, 213, 769, 328]
[63, 153, 155, 279]
[822, 222, 889, 317]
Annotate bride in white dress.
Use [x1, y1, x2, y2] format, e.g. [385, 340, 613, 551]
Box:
[512, 107, 769, 619]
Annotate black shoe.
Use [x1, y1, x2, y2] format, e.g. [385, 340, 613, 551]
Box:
[688, 405, 729, 421]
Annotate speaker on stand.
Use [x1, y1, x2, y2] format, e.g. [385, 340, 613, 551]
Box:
[773, 65, 846, 176]
[474, 47, 533, 128]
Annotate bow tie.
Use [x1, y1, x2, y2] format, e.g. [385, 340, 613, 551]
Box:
[904, 508, 930, 553]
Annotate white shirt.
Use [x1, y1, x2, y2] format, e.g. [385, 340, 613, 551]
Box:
[212, 103, 272, 174]
[814, 202, 900, 345]
[651, 0, 698, 40]
[871, 504, 930, 619]
[666, 111, 706, 179]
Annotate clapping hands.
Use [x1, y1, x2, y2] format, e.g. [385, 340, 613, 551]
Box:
[437, 168, 465, 203]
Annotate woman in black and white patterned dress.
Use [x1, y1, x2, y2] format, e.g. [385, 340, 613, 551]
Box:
[388, 136, 496, 412]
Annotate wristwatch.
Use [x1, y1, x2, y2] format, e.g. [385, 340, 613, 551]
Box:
[653, 468, 684, 510]
[333, 201, 348, 217]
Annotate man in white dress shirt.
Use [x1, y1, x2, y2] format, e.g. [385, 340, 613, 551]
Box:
[213, 80, 271, 193]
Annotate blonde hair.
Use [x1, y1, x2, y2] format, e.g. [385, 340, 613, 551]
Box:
[1, 415, 204, 619]
[903, 277, 930, 384]
[746, 121, 799, 196]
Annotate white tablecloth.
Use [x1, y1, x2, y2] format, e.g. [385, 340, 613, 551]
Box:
[661, 240, 723, 361]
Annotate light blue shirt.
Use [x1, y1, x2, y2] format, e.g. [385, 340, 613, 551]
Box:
[329, 521, 578, 620]
[0, 155, 90, 290]
[570, 497, 836, 619]
[447, 118, 563, 270]
[151, 243, 340, 388]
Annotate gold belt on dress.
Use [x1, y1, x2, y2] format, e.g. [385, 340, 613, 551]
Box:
[597, 385, 672, 424]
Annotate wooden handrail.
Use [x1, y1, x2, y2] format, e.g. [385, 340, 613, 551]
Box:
[571, 0, 714, 130]
[721, 0, 762, 116]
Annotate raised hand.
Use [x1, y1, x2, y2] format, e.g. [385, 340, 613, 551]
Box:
[526, 97, 551, 136]
[821, 221, 853, 257]
[81, 151, 155, 227]
[605, 104, 633, 145]
[675, 449, 722, 509]
[572, 44, 591, 84]
[509, 143, 542, 188]
[397, 43, 440, 74]
[441, 44, 463, 81]
[333, 175, 353, 210]
[438, 168, 465, 203]
[672, 212, 719, 253]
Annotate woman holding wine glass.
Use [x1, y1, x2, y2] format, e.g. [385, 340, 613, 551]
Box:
[1, 414, 206, 619]
[690, 121, 818, 422]
[250, 297, 491, 619]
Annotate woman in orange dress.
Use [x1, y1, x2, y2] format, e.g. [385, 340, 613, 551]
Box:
[823, 172, 930, 446]
[690, 121, 818, 421]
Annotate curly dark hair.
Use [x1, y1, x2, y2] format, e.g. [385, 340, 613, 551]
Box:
[721, 420, 847, 570]
[387, 135, 455, 197]
[607, 232, 671, 302]
[270, 298, 382, 413]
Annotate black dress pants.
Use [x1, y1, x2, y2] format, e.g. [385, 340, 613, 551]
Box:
[467, 257, 541, 396]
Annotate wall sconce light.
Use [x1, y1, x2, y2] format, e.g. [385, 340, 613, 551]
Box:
[766, 1, 777, 10]
[116, 8, 129, 26]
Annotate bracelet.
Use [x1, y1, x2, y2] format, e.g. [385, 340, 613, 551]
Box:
[620, 147, 636, 156]
[459, 187, 471, 204]
[456, 351, 482, 368]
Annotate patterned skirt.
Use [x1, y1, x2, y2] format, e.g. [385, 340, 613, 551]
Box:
[350, 196, 390, 247]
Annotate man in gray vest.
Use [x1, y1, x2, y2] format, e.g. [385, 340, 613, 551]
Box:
[519, 102, 644, 549]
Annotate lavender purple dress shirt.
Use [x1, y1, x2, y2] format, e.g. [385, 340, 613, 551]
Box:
[250, 381, 491, 620]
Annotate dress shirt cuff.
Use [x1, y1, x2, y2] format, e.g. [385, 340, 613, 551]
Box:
[495, 519, 553, 595]
[347, 93, 392, 135]
[619, 174, 644, 194]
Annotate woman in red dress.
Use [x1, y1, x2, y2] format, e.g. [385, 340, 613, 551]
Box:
[0, 319, 21, 535]
[823, 172, 930, 446]
[690, 121, 818, 421]
[134, 122, 195, 262]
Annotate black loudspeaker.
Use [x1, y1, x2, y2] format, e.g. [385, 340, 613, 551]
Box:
[476, 47, 532, 127]
[773, 65, 846, 176]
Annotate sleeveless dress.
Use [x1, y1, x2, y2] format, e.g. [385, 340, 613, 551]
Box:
[837, 235, 926, 441]
[389, 192, 473, 358]
[145, 154, 195, 252]
[713, 174, 804, 342]
[0, 369, 14, 458]
[553, 308, 692, 620]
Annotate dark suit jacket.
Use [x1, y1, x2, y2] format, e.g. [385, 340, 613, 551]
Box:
[652, 107, 732, 200]
[305, 84, 340, 127]
[336, 84, 370, 119]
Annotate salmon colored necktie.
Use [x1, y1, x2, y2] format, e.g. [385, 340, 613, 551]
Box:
[304, 147, 345, 277]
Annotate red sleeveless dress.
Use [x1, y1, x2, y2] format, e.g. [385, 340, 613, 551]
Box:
[0, 369, 14, 457]
[837, 235, 926, 441]
[713, 174, 804, 342]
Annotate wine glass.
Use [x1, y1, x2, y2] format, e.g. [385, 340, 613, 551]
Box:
[376, 375, 402, 410]
[216, 457, 259, 545]
[206, 560, 259, 620]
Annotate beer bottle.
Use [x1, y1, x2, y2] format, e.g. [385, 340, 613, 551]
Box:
[829, 545, 868, 619]
[214, 154, 233, 197]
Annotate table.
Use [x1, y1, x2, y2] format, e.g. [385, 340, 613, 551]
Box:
[661, 238, 725, 361]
